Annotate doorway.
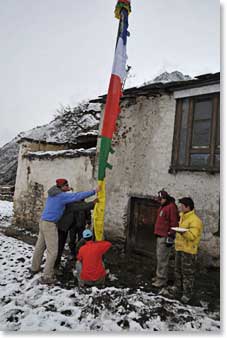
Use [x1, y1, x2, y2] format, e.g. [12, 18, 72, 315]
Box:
[126, 196, 160, 257]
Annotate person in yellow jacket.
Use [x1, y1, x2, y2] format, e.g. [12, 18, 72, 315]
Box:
[169, 197, 203, 304]
[175, 197, 203, 255]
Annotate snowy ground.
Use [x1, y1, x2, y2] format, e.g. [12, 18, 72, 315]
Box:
[0, 233, 220, 332]
[0, 202, 221, 332]
[0, 200, 13, 227]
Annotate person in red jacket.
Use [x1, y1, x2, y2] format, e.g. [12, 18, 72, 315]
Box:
[76, 229, 112, 287]
[152, 189, 179, 288]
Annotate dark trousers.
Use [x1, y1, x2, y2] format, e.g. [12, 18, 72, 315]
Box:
[69, 226, 84, 256]
[55, 229, 68, 268]
[55, 226, 85, 268]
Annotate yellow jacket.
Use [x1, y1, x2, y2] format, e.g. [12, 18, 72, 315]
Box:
[175, 210, 203, 254]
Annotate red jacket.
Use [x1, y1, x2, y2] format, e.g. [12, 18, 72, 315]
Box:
[154, 202, 179, 237]
[77, 240, 112, 281]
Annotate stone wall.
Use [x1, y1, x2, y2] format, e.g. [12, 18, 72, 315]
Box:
[13, 181, 44, 233]
[98, 88, 220, 266]
[13, 141, 96, 233]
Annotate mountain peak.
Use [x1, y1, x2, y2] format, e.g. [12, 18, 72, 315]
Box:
[152, 70, 192, 83]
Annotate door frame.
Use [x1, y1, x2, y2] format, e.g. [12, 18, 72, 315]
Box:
[126, 194, 160, 257]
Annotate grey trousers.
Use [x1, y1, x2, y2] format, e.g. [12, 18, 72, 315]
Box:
[31, 220, 58, 279]
[155, 236, 172, 282]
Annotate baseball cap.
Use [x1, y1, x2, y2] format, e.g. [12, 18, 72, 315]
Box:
[56, 178, 68, 187]
[82, 229, 93, 239]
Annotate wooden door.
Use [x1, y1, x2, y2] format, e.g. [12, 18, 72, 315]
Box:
[126, 197, 160, 257]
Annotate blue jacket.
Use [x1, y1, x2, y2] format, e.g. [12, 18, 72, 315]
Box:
[41, 186, 96, 223]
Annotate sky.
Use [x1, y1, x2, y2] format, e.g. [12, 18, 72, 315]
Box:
[0, 0, 221, 147]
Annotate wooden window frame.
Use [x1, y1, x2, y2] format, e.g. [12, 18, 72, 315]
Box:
[170, 93, 220, 174]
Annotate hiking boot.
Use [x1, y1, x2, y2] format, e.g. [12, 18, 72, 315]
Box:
[28, 268, 42, 278]
[180, 295, 190, 304]
[167, 286, 178, 296]
[158, 287, 171, 297]
[152, 279, 167, 288]
[39, 276, 57, 285]
[158, 286, 178, 299]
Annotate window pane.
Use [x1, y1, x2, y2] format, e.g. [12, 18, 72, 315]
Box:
[178, 99, 189, 165]
[190, 154, 209, 167]
[192, 120, 211, 147]
[192, 98, 213, 147]
[215, 154, 220, 168]
[193, 99, 212, 120]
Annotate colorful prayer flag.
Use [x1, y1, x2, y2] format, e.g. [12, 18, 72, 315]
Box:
[93, 1, 131, 240]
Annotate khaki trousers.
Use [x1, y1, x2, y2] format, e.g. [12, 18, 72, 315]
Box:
[156, 236, 171, 283]
[31, 220, 58, 279]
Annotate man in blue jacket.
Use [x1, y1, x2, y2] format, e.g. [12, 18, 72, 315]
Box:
[31, 178, 99, 284]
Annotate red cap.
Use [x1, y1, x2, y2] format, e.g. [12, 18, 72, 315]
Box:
[56, 178, 68, 187]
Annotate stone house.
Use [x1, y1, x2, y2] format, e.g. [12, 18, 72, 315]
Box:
[13, 72, 220, 266]
[93, 72, 220, 267]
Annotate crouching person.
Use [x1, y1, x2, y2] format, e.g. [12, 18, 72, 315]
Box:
[76, 229, 112, 287]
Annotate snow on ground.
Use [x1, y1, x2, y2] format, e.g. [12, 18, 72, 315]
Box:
[0, 201, 221, 332]
[0, 201, 13, 228]
[0, 234, 220, 332]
